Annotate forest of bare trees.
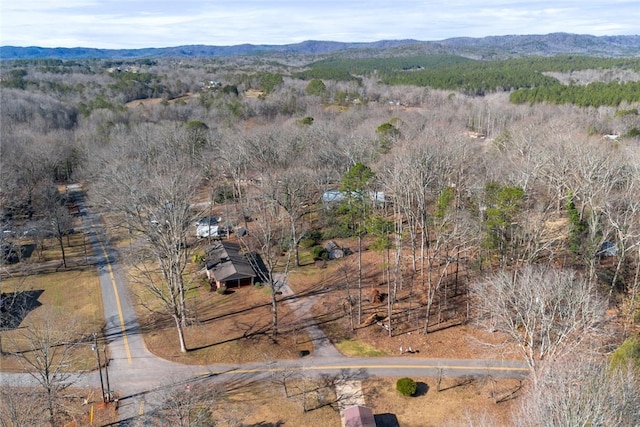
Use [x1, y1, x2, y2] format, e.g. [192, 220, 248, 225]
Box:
[1, 54, 639, 424]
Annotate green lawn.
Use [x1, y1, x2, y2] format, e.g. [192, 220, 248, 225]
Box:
[336, 339, 387, 357]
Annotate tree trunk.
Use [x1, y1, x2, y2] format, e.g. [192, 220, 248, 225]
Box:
[44, 367, 55, 427]
[629, 247, 640, 327]
[424, 248, 434, 335]
[271, 279, 279, 339]
[47, 390, 55, 427]
[178, 273, 187, 326]
[292, 219, 300, 268]
[423, 300, 433, 335]
[357, 235, 362, 325]
[349, 295, 354, 333]
[174, 315, 187, 353]
[393, 203, 402, 298]
[344, 267, 355, 333]
[57, 237, 67, 268]
[387, 260, 392, 337]
[420, 215, 427, 290]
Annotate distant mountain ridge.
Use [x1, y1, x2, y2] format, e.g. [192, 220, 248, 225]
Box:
[436, 33, 640, 58]
[1, 33, 639, 60]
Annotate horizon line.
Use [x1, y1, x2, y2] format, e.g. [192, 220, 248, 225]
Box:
[4, 32, 637, 51]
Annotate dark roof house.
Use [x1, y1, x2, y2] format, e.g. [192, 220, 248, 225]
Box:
[205, 241, 256, 289]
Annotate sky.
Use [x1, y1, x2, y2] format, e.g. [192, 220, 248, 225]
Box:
[1, 0, 638, 49]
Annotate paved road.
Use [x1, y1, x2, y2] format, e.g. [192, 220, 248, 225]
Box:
[1, 185, 530, 425]
[72, 185, 187, 420]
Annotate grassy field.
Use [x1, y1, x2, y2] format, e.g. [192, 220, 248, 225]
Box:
[0, 268, 104, 371]
[336, 339, 387, 357]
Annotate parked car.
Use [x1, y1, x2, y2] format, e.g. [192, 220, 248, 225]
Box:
[196, 224, 220, 238]
[194, 216, 221, 227]
[22, 228, 53, 238]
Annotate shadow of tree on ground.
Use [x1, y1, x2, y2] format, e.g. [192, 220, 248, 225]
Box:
[0, 289, 44, 329]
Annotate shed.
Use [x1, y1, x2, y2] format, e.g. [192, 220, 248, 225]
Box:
[343, 405, 376, 427]
[325, 240, 345, 259]
[598, 241, 618, 257]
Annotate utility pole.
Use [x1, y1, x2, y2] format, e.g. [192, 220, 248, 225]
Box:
[103, 346, 111, 401]
[93, 333, 105, 402]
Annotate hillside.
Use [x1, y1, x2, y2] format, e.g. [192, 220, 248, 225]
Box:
[2, 33, 639, 61]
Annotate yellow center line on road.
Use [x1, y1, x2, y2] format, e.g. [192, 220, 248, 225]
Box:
[98, 239, 133, 364]
[196, 364, 530, 376]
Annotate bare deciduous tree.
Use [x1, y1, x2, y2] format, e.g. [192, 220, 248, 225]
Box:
[0, 132, 57, 218]
[35, 184, 73, 269]
[239, 190, 291, 339]
[271, 366, 300, 398]
[472, 265, 606, 380]
[287, 368, 367, 414]
[92, 123, 202, 353]
[260, 167, 315, 268]
[515, 356, 640, 426]
[0, 381, 48, 427]
[6, 309, 82, 426]
[161, 383, 219, 427]
[142, 377, 222, 427]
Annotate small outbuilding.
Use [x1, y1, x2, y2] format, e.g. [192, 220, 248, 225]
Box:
[343, 405, 376, 427]
[325, 240, 345, 260]
[598, 240, 619, 257]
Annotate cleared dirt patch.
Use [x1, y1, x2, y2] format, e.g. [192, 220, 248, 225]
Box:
[124, 93, 197, 108]
[288, 245, 520, 362]
[245, 88, 265, 98]
[139, 282, 314, 364]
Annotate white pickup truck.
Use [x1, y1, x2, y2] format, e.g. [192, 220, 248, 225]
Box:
[196, 224, 220, 238]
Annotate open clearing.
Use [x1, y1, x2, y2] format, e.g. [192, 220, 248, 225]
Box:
[0, 268, 103, 371]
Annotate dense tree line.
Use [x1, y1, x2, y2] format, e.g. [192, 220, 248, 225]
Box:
[299, 55, 640, 101]
[294, 67, 360, 83]
[510, 81, 640, 107]
[306, 55, 474, 77]
[304, 54, 640, 80]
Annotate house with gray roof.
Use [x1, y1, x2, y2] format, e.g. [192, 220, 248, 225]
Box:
[205, 241, 257, 289]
